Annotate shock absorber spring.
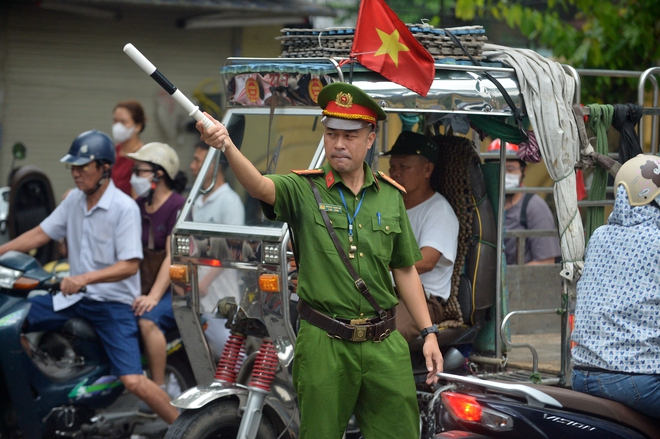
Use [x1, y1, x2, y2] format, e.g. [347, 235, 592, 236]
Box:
[214, 333, 246, 383]
[248, 339, 279, 392]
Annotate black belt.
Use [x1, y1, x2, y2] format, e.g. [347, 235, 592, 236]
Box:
[297, 300, 396, 342]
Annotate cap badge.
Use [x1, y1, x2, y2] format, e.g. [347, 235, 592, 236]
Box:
[80, 144, 88, 153]
[335, 91, 353, 109]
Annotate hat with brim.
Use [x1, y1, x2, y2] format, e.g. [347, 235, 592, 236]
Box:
[317, 82, 386, 128]
[127, 142, 180, 180]
[382, 131, 439, 163]
[321, 116, 372, 130]
[60, 154, 94, 166]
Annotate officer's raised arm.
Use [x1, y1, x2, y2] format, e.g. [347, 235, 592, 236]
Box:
[196, 112, 276, 206]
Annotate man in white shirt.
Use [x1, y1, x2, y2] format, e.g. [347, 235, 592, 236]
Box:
[385, 131, 459, 342]
[190, 140, 245, 225]
[0, 130, 178, 423]
[189, 140, 245, 357]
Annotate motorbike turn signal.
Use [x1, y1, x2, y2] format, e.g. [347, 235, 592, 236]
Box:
[169, 265, 189, 283]
[259, 274, 280, 292]
[14, 277, 41, 290]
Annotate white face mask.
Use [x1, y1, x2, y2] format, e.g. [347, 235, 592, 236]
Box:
[130, 173, 152, 197]
[505, 173, 521, 189]
[112, 122, 136, 144]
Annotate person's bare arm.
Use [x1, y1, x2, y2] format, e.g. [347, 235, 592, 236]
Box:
[197, 113, 276, 206]
[392, 265, 444, 384]
[133, 238, 173, 316]
[415, 246, 442, 274]
[61, 259, 140, 295]
[0, 226, 51, 256]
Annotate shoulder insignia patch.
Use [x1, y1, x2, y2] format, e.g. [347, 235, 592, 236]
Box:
[292, 169, 324, 176]
[377, 171, 407, 193]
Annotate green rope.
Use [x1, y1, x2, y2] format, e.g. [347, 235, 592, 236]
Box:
[585, 104, 613, 246]
[469, 114, 529, 144]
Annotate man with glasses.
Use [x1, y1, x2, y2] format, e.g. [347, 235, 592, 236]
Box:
[0, 130, 179, 424]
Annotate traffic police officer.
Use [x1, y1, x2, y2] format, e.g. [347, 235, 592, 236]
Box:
[197, 82, 443, 439]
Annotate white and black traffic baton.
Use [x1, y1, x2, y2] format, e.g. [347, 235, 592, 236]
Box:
[123, 43, 224, 151]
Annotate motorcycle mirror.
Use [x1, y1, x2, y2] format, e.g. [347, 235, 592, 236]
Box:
[443, 347, 466, 371]
[12, 142, 26, 160]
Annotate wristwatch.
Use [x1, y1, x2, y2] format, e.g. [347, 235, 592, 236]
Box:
[420, 324, 439, 339]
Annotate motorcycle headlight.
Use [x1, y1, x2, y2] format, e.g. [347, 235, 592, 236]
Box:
[0, 266, 24, 289]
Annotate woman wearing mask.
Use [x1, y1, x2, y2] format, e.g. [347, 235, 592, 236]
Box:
[127, 142, 187, 398]
[112, 100, 146, 197]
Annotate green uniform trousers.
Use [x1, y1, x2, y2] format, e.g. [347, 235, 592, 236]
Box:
[293, 319, 420, 439]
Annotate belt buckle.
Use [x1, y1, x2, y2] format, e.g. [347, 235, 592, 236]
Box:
[374, 329, 391, 343]
[350, 325, 368, 342]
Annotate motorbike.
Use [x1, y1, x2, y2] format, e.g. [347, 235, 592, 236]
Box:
[431, 369, 660, 439]
[0, 250, 196, 439]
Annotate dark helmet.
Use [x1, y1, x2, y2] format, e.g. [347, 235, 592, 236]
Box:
[60, 130, 115, 166]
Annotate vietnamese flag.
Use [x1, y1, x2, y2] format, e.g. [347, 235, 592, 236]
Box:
[352, 0, 435, 97]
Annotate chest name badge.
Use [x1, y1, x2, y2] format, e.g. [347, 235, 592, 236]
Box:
[318, 203, 343, 214]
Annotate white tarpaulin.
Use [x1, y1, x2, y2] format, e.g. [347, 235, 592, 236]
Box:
[483, 44, 585, 291]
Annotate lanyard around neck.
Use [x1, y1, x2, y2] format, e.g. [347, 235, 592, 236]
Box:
[338, 187, 366, 238]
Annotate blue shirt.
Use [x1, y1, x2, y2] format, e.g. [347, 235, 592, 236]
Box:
[40, 181, 143, 308]
[571, 185, 660, 373]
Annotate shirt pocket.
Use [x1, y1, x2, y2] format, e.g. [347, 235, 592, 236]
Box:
[87, 220, 117, 266]
[313, 211, 348, 254]
[371, 216, 401, 260]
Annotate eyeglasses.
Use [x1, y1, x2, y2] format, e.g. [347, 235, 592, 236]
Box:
[132, 166, 154, 176]
[65, 163, 92, 173]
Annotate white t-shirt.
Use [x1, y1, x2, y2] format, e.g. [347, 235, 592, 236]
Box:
[40, 181, 142, 310]
[191, 183, 244, 312]
[192, 182, 245, 226]
[406, 192, 459, 301]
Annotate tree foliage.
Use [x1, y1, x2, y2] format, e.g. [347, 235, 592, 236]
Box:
[454, 0, 660, 102]
[377, 0, 659, 103]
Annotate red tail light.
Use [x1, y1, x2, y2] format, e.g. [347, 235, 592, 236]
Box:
[441, 391, 514, 431]
[442, 392, 482, 422]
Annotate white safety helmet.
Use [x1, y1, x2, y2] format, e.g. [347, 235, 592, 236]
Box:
[127, 142, 180, 180]
[614, 154, 660, 206]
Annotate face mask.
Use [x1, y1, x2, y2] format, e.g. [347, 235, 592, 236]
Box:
[112, 122, 135, 144]
[505, 173, 521, 189]
[130, 173, 152, 197]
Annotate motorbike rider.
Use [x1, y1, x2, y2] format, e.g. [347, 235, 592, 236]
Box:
[571, 153, 660, 419]
[196, 82, 443, 439]
[0, 130, 179, 424]
[384, 131, 459, 342]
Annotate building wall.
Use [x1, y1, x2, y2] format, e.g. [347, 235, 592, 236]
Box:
[0, 4, 281, 199]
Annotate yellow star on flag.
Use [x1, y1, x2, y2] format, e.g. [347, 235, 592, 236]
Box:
[374, 28, 410, 67]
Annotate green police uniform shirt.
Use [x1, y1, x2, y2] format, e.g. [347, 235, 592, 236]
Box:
[262, 162, 422, 319]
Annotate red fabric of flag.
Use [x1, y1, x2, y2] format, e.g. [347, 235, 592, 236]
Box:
[352, 0, 435, 97]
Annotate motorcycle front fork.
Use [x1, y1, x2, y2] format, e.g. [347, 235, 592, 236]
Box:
[214, 334, 279, 439]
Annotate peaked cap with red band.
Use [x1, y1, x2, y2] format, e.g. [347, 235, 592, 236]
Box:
[317, 82, 387, 129]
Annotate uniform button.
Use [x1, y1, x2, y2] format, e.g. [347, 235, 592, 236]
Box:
[360, 313, 364, 316]
[385, 226, 390, 231]
[355, 196, 359, 201]
[330, 220, 333, 224]
[358, 224, 362, 228]
[359, 252, 364, 258]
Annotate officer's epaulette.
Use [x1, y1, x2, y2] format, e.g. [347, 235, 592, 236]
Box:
[291, 169, 324, 176]
[376, 171, 407, 193]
